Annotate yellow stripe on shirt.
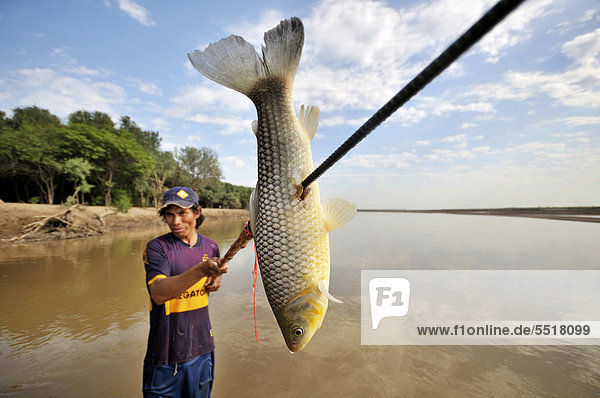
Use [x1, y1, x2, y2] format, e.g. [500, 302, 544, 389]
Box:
[148, 274, 167, 286]
[164, 277, 208, 315]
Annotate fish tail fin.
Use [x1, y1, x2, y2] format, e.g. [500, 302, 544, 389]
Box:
[188, 17, 304, 96]
[188, 35, 268, 96]
[261, 17, 304, 85]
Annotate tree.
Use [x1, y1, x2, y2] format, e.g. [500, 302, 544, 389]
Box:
[10, 106, 61, 129]
[0, 107, 66, 203]
[120, 116, 161, 153]
[175, 146, 223, 191]
[149, 151, 178, 207]
[0, 106, 253, 208]
[68, 110, 115, 130]
[91, 130, 153, 206]
[62, 157, 94, 204]
[3, 108, 68, 203]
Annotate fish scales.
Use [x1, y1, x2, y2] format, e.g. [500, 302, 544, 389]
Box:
[252, 79, 328, 312]
[188, 17, 356, 352]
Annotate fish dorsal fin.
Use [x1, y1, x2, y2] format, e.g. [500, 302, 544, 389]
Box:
[318, 280, 343, 304]
[261, 17, 304, 85]
[251, 120, 258, 136]
[188, 35, 268, 97]
[249, 184, 258, 234]
[321, 199, 357, 232]
[298, 104, 320, 141]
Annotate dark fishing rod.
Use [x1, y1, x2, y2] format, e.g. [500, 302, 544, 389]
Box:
[299, 0, 526, 198]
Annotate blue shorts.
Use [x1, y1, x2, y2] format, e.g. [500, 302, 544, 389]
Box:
[143, 352, 214, 398]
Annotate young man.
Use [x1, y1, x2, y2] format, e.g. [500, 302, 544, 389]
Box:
[142, 187, 228, 398]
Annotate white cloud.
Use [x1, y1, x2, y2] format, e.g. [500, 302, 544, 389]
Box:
[561, 116, 600, 126]
[222, 156, 247, 168]
[305, 0, 491, 68]
[182, 0, 509, 129]
[0, 68, 126, 121]
[320, 115, 367, 127]
[65, 66, 102, 77]
[424, 148, 477, 162]
[226, 9, 288, 50]
[117, 0, 155, 27]
[440, 133, 484, 149]
[150, 117, 170, 132]
[170, 84, 252, 114]
[475, 0, 556, 63]
[185, 113, 253, 135]
[129, 78, 162, 95]
[338, 152, 417, 169]
[168, 84, 255, 134]
[466, 27, 600, 108]
[562, 27, 600, 66]
[50, 47, 67, 57]
[581, 9, 597, 23]
[294, 0, 516, 113]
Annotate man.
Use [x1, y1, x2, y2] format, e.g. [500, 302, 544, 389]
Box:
[142, 186, 228, 398]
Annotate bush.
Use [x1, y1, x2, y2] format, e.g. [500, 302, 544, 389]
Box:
[112, 189, 132, 213]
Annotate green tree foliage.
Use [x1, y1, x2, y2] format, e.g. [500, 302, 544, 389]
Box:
[0, 106, 253, 209]
[62, 157, 94, 204]
[120, 116, 161, 153]
[150, 151, 178, 206]
[1, 108, 66, 203]
[68, 110, 115, 130]
[10, 106, 61, 129]
[176, 146, 223, 191]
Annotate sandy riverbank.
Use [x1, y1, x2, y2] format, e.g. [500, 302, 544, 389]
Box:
[358, 207, 600, 223]
[0, 202, 249, 243]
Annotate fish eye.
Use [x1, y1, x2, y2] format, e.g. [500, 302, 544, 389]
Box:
[293, 326, 304, 336]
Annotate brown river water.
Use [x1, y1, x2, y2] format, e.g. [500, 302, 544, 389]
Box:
[1, 213, 599, 397]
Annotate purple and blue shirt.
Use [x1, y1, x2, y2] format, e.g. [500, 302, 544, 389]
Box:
[143, 232, 220, 367]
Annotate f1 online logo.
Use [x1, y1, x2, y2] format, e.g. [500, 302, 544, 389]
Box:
[369, 278, 411, 329]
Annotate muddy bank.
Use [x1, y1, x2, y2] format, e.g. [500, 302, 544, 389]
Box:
[0, 202, 249, 243]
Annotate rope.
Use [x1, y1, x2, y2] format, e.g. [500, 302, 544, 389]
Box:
[300, 0, 526, 195]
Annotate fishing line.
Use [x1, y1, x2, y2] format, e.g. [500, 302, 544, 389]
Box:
[299, 0, 526, 197]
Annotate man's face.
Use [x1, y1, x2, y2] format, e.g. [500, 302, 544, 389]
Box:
[163, 205, 200, 241]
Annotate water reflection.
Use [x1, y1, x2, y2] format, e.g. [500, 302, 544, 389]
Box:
[1, 213, 599, 397]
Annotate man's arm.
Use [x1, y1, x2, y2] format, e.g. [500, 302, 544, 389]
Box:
[149, 257, 227, 305]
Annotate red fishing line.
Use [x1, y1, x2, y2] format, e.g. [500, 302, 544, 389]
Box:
[252, 243, 260, 343]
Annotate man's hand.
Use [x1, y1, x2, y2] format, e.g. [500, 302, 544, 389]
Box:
[198, 257, 228, 278]
[205, 275, 222, 293]
[201, 258, 227, 294]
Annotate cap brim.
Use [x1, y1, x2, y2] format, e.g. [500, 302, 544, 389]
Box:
[160, 200, 196, 210]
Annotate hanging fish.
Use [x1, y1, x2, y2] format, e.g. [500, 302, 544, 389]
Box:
[188, 17, 356, 352]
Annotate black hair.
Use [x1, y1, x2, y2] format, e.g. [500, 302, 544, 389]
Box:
[159, 204, 205, 229]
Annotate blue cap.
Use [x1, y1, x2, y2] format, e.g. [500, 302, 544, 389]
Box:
[161, 187, 199, 209]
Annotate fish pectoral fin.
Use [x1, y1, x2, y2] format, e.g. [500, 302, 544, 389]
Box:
[298, 104, 320, 141]
[321, 199, 357, 232]
[249, 183, 258, 234]
[318, 280, 343, 304]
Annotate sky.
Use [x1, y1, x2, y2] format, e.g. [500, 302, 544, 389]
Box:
[1, 0, 599, 209]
